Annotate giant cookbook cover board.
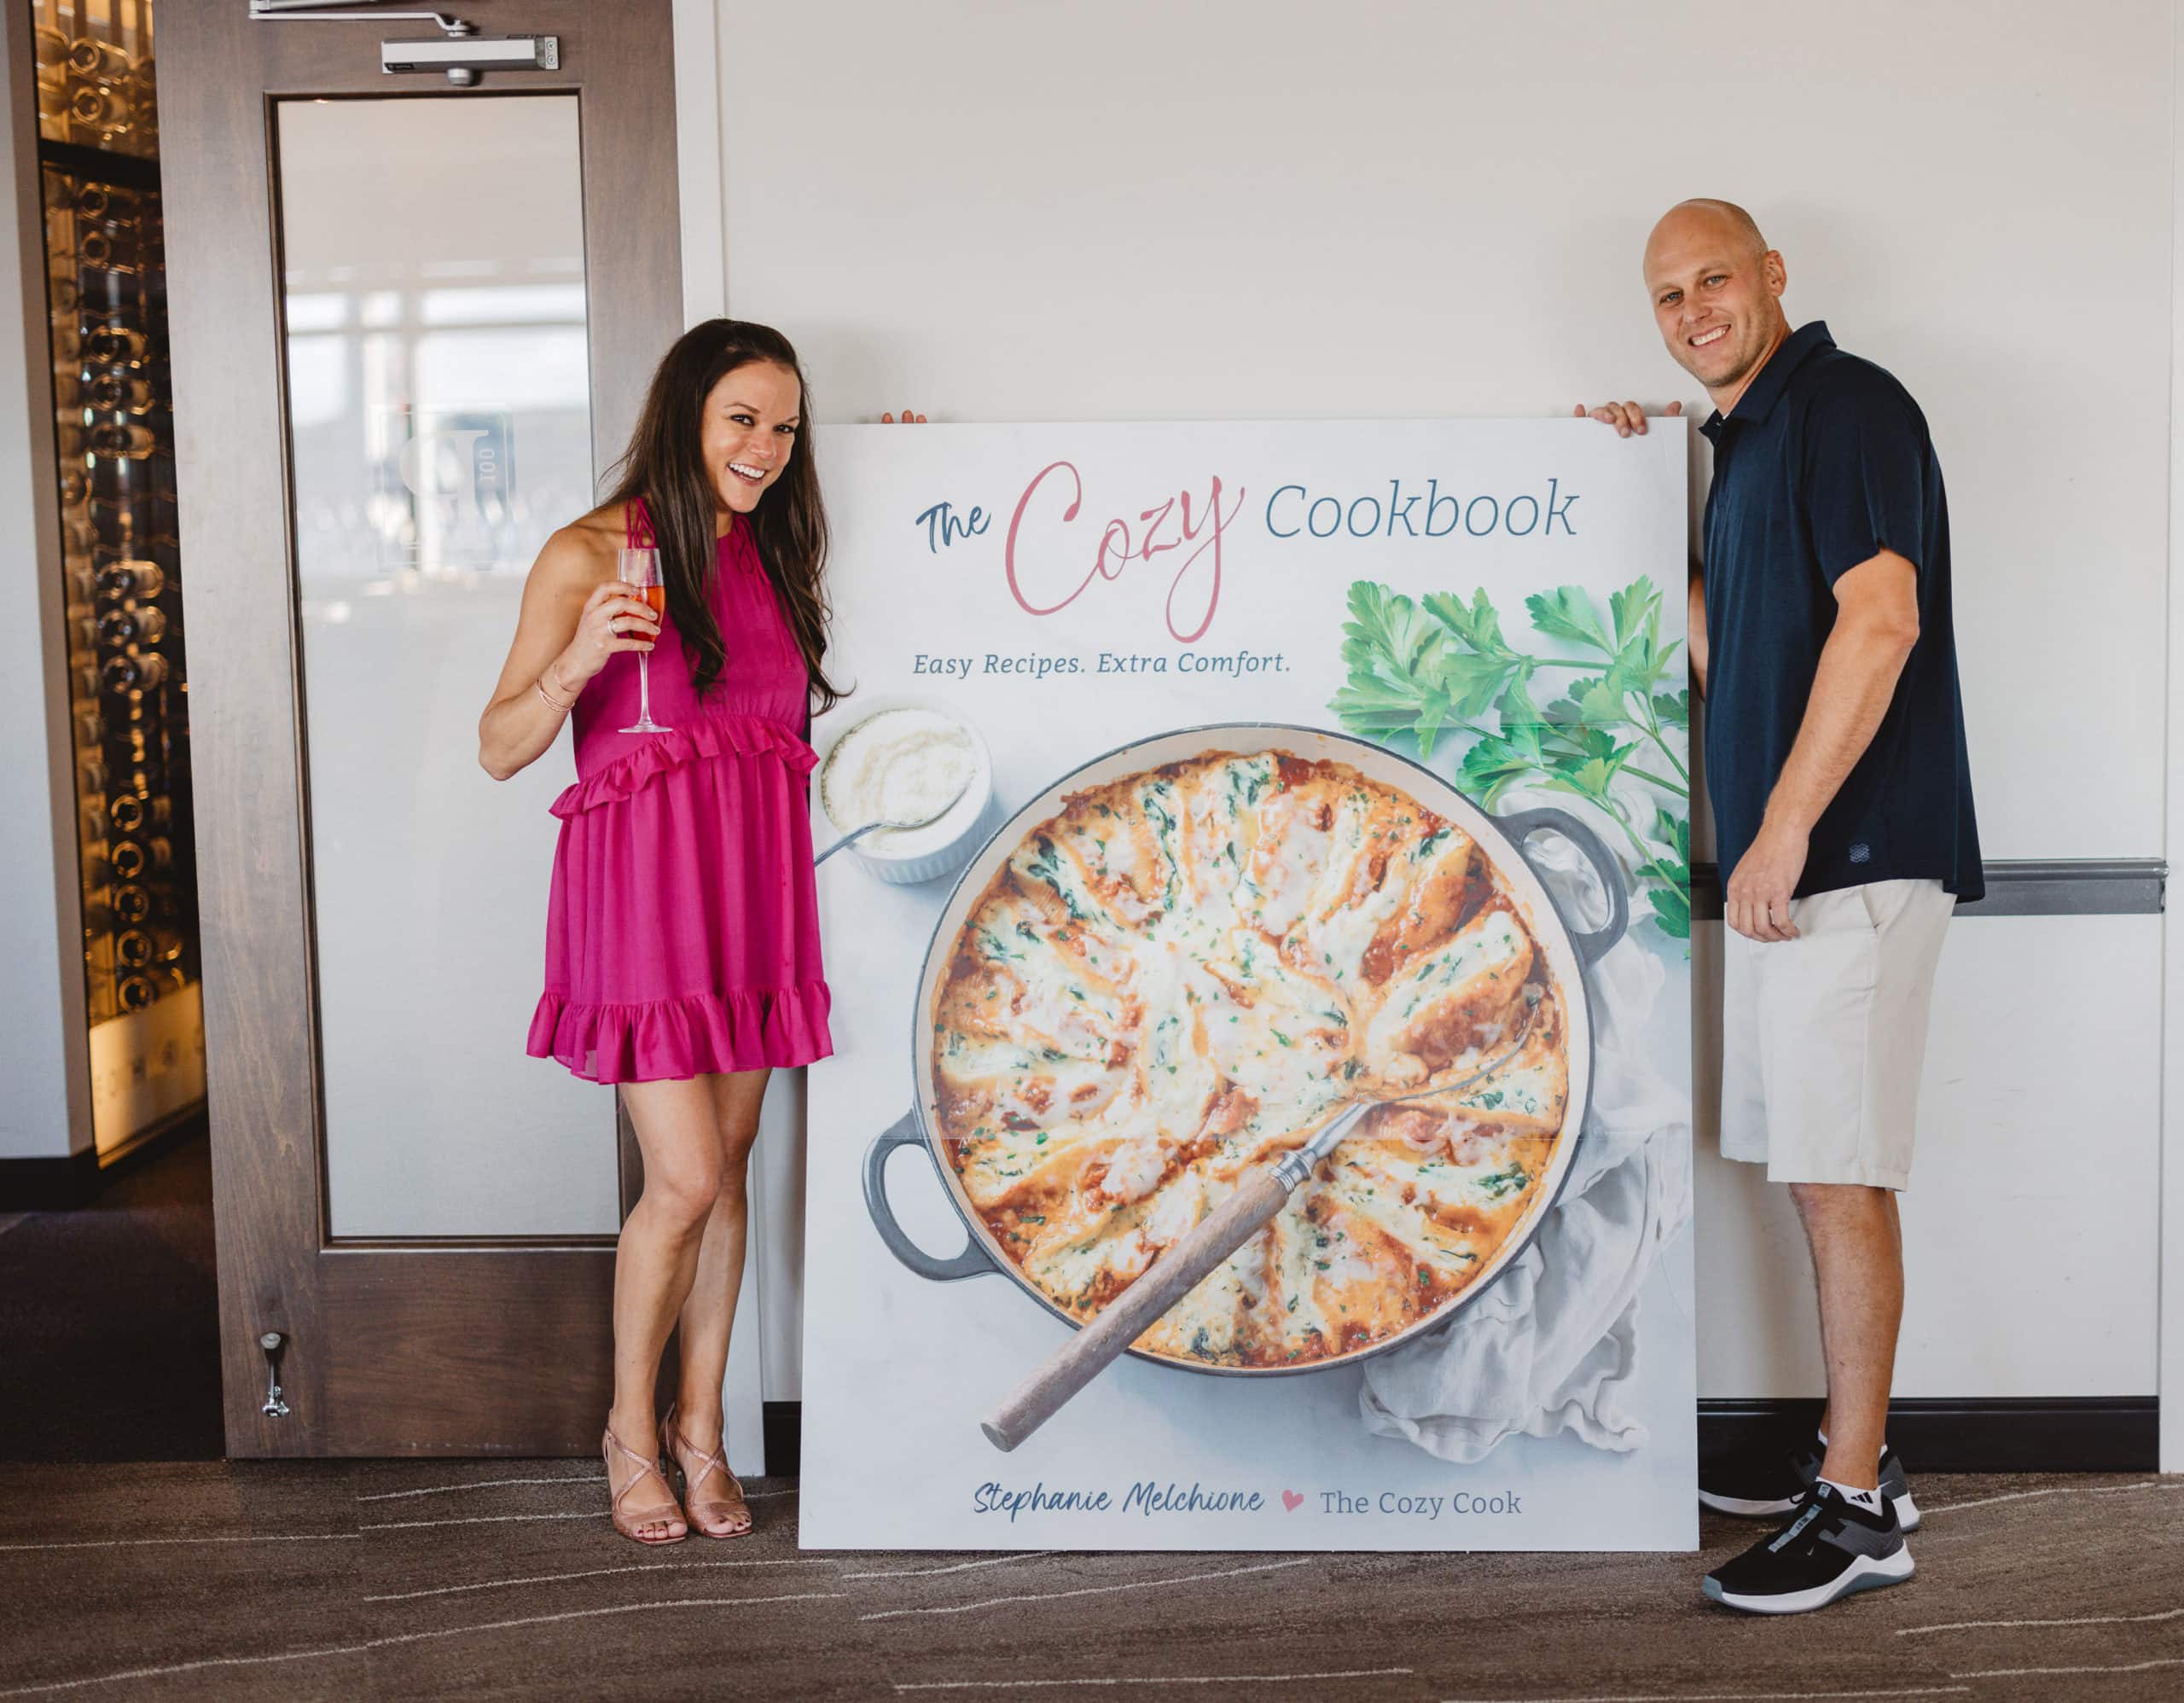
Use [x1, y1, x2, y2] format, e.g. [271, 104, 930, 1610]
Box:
[799, 420, 1694, 1551]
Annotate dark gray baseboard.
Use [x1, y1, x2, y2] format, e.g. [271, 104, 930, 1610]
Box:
[0, 1106, 208, 1212]
[764, 1401, 801, 1475]
[761, 1397, 2159, 1480]
[0, 1147, 104, 1212]
[1690, 858, 2164, 921]
[1700, 1398, 2158, 1473]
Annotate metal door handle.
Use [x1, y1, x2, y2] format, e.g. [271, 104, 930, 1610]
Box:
[259, 1330, 291, 1418]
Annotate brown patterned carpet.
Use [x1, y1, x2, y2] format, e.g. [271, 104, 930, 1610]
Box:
[0, 1459, 2178, 1701]
[4, 1133, 2178, 1697]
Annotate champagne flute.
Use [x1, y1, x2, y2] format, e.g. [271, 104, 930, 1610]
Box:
[617, 547, 670, 734]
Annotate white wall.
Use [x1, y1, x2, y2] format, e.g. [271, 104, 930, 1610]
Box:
[2164, 1, 2184, 1477]
[683, 1, 2175, 1411]
[0, 14, 90, 1162]
[1696, 915, 2164, 1398]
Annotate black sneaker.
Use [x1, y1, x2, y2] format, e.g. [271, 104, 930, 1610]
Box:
[1699, 1439, 1920, 1532]
[1704, 1482, 1914, 1615]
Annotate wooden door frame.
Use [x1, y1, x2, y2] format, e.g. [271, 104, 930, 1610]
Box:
[162, 0, 681, 1456]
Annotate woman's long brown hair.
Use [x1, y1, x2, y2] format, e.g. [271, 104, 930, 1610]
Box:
[601, 320, 845, 715]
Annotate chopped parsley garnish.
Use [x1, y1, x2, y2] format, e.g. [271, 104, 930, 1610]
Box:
[1478, 1163, 1530, 1200]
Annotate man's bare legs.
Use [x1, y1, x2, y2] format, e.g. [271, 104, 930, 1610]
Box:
[1789, 1182, 1903, 1491]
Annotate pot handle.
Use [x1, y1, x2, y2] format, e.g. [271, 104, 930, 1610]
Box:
[1496, 805, 1629, 968]
[864, 1108, 998, 1282]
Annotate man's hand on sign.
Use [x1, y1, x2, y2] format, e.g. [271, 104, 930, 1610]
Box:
[880, 408, 929, 422]
[1723, 818, 1809, 944]
[1574, 398, 1683, 437]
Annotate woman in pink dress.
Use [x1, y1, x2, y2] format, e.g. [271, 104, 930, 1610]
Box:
[479, 321, 839, 1544]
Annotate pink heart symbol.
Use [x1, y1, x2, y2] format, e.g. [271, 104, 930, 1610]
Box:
[1281, 1490, 1304, 1512]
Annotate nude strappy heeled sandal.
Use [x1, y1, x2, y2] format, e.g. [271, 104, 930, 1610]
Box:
[601, 1422, 688, 1544]
[659, 1401, 752, 1539]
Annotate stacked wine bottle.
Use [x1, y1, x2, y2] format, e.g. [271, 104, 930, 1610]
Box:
[31, 2, 156, 160]
[37, 1, 199, 1027]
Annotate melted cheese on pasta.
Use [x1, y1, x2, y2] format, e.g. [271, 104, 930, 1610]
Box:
[932, 751, 1569, 1368]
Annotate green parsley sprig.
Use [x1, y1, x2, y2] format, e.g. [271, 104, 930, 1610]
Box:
[1328, 576, 1692, 939]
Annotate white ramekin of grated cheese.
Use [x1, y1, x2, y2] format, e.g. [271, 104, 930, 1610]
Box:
[816, 704, 998, 885]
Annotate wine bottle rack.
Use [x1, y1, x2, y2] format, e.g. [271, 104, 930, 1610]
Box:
[28, 0, 204, 1152]
[31, 0, 154, 159]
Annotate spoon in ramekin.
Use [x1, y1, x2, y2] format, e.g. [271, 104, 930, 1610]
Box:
[979, 986, 1544, 1451]
[815, 775, 972, 866]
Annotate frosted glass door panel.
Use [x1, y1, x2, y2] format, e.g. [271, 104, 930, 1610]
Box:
[277, 96, 615, 1237]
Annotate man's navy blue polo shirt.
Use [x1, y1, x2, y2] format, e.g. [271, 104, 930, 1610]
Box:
[1699, 320, 1982, 903]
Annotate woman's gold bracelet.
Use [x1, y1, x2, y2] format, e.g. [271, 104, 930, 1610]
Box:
[536, 668, 578, 714]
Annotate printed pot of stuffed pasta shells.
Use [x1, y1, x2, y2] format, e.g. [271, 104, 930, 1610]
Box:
[863, 721, 1628, 1376]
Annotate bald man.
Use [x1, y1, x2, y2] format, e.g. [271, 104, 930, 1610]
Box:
[1583, 201, 1980, 1614]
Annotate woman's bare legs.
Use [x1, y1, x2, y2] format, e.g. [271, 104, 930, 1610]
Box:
[665, 1068, 770, 1534]
[607, 1074, 733, 1541]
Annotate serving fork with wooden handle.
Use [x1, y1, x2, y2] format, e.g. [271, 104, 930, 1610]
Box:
[979, 990, 1542, 1452]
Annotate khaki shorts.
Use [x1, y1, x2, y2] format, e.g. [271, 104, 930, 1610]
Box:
[1720, 878, 1956, 1191]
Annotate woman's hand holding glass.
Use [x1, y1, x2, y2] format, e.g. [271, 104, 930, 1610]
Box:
[558, 580, 661, 692]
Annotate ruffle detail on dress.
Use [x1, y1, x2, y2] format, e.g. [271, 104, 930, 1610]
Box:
[526, 979, 834, 1082]
[548, 707, 816, 820]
